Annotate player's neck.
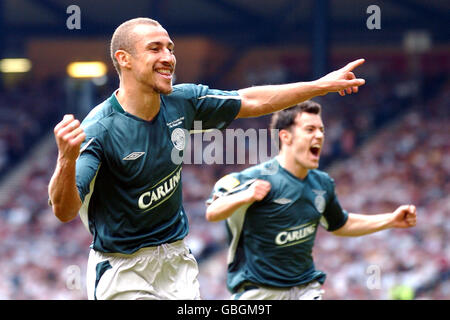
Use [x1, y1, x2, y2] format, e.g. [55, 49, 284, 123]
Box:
[116, 82, 161, 121]
[276, 154, 309, 180]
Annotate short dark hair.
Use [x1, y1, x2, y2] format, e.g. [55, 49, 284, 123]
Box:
[270, 100, 322, 132]
[110, 17, 161, 75]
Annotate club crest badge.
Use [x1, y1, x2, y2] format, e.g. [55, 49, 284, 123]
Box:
[171, 128, 186, 151]
[312, 189, 326, 213]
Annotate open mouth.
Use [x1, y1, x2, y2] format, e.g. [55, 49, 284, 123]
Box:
[310, 144, 321, 157]
[156, 68, 173, 79]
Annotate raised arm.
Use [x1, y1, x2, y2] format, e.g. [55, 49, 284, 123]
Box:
[48, 114, 85, 222]
[332, 205, 417, 237]
[237, 58, 366, 118]
[206, 179, 271, 222]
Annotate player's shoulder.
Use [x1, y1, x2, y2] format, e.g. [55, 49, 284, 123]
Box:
[162, 84, 205, 115]
[168, 83, 237, 100]
[309, 169, 335, 187]
[80, 93, 121, 135]
[238, 160, 276, 181]
[309, 168, 331, 179]
[82, 100, 112, 123]
[167, 83, 206, 99]
[214, 160, 274, 190]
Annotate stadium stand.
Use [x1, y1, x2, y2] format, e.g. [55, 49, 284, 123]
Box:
[0, 53, 448, 299]
[188, 71, 450, 300]
[0, 78, 65, 179]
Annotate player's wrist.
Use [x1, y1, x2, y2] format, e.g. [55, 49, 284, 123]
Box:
[56, 155, 78, 174]
[382, 212, 397, 229]
[57, 152, 79, 164]
[239, 190, 257, 204]
[309, 79, 330, 96]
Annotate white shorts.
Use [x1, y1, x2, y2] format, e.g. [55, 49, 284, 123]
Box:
[231, 281, 324, 300]
[86, 240, 201, 300]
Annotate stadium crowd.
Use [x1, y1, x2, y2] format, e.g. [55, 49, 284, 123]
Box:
[0, 59, 448, 299]
[187, 72, 450, 300]
[0, 78, 65, 179]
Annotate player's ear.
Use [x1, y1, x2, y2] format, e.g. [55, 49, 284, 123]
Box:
[279, 129, 292, 146]
[115, 50, 132, 71]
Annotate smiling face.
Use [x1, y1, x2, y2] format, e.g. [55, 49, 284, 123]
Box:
[115, 22, 176, 95]
[279, 111, 325, 176]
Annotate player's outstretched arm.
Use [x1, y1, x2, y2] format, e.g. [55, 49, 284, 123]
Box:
[236, 59, 366, 118]
[48, 114, 85, 223]
[332, 205, 417, 237]
[206, 179, 271, 222]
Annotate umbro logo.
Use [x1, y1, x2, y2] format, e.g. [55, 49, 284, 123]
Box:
[273, 198, 292, 205]
[123, 152, 145, 161]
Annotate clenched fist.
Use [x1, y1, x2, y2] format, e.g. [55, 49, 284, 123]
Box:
[244, 179, 272, 202]
[54, 114, 86, 161]
[391, 204, 417, 229]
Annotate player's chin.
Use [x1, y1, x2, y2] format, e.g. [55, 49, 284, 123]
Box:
[310, 162, 320, 169]
[308, 158, 320, 169]
[155, 83, 173, 95]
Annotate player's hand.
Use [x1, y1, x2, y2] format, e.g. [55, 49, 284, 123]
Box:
[244, 179, 271, 202]
[53, 114, 86, 162]
[316, 58, 366, 96]
[391, 204, 417, 228]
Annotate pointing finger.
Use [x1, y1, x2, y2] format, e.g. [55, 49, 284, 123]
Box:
[343, 58, 365, 72]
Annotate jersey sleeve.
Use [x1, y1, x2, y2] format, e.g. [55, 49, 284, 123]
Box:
[320, 177, 349, 232]
[76, 123, 105, 202]
[180, 83, 242, 130]
[205, 173, 256, 205]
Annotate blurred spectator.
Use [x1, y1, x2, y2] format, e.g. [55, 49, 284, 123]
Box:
[0, 59, 447, 299]
[0, 78, 65, 178]
[192, 73, 449, 300]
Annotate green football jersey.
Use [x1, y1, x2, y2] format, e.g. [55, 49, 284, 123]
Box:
[209, 158, 348, 292]
[76, 83, 241, 254]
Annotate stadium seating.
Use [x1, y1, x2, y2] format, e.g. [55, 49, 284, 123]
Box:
[0, 58, 448, 299]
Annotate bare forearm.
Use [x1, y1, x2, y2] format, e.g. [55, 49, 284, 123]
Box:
[48, 158, 81, 222]
[237, 81, 323, 118]
[236, 58, 366, 118]
[206, 193, 253, 222]
[332, 213, 394, 237]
